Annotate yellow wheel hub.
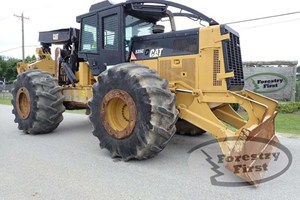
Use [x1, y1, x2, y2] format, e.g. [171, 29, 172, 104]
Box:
[100, 89, 137, 139]
[16, 87, 31, 119]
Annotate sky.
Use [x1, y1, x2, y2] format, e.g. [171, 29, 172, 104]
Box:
[0, 0, 300, 65]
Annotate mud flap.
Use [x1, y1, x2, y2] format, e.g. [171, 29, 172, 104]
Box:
[226, 114, 279, 185]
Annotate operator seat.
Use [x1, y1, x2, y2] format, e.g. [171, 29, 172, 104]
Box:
[152, 25, 165, 34]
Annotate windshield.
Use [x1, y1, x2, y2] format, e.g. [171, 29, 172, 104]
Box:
[125, 15, 154, 58]
[126, 15, 154, 40]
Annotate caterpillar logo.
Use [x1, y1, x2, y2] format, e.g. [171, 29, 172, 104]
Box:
[149, 48, 163, 58]
[53, 33, 59, 40]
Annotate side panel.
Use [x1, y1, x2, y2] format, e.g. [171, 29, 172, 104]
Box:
[131, 28, 199, 60]
[197, 26, 231, 92]
[158, 55, 199, 89]
[133, 26, 234, 92]
[62, 86, 93, 108]
[135, 55, 199, 89]
[134, 59, 158, 72]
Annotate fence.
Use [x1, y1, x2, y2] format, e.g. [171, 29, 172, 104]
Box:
[296, 78, 300, 101]
[0, 84, 13, 100]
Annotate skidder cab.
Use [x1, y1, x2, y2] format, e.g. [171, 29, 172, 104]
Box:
[12, 0, 279, 185]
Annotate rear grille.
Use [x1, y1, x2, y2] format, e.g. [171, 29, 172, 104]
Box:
[221, 25, 244, 91]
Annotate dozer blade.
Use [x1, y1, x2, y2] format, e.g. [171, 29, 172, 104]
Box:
[215, 90, 279, 185]
[225, 114, 279, 185]
[177, 89, 279, 185]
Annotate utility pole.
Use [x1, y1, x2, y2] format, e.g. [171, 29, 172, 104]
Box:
[14, 12, 29, 61]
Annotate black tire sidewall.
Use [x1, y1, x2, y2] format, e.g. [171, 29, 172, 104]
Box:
[91, 69, 153, 155]
[12, 70, 65, 134]
[12, 72, 38, 130]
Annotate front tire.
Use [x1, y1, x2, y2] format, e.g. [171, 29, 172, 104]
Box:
[11, 70, 65, 134]
[88, 63, 178, 160]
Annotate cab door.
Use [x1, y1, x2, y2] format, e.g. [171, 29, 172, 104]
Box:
[99, 6, 125, 68]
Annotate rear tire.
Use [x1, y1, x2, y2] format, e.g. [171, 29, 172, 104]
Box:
[11, 70, 65, 134]
[88, 63, 178, 160]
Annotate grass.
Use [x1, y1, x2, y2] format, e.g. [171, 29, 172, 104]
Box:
[65, 109, 86, 115]
[0, 98, 12, 105]
[237, 111, 300, 136]
[275, 113, 300, 135]
[238, 109, 300, 133]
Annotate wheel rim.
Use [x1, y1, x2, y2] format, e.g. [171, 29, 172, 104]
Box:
[100, 89, 137, 139]
[16, 87, 31, 119]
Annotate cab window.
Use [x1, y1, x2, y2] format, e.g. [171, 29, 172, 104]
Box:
[80, 15, 97, 53]
[103, 14, 119, 50]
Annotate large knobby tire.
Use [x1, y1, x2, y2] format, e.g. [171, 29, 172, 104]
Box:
[11, 70, 65, 134]
[176, 119, 206, 136]
[88, 63, 178, 160]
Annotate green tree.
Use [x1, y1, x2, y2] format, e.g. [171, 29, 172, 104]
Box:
[0, 56, 19, 82]
[24, 55, 37, 63]
[0, 55, 36, 82]
[0, 56, 8, 80]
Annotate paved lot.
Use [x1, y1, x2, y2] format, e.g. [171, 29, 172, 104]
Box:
[0, 104, 299, 200]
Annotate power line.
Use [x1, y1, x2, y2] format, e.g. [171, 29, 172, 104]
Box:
[225, 11, 300, 25]
[0, 45, 39, 54]
[0, 46, 21, 53]
[237, 17, 300, 30]
[0, 7, 37, 22]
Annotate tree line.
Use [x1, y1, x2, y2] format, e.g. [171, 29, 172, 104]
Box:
[0, 55, 36, 83]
